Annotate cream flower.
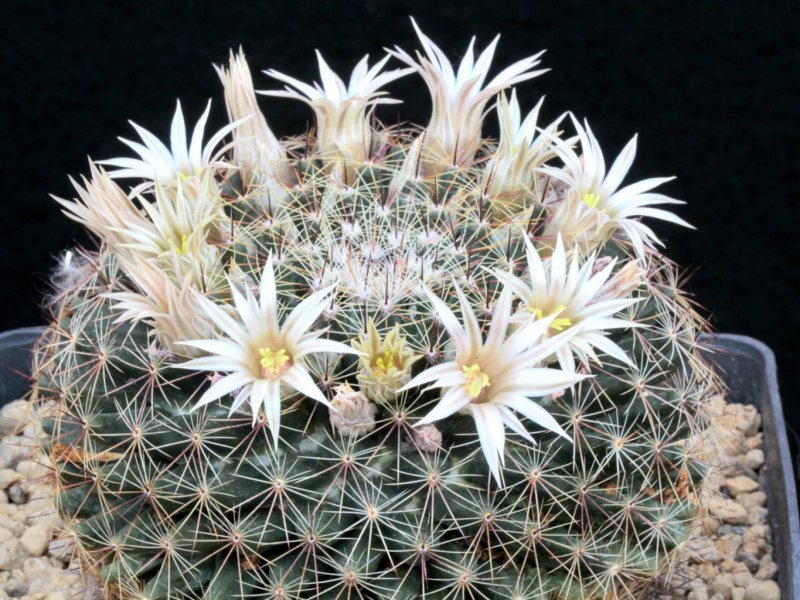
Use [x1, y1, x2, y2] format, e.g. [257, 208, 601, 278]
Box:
[122, 174, 226, 260]
[55, 162, 153, 255]
[541, 114, 693, 259]
[401, 283, 587, 484]
[353, 322, 419, 403]
[388, 18, 547, 168]
[177, 257, 359, 446]
[216, 48, 290, 188]
[261, 52, 412, 163]
[105, 257, 214, 356]
[496, 234, 641, 372]
[100, 100, 239, 184]
[58, 165, 226, 288]
[483, 91, 565, 206]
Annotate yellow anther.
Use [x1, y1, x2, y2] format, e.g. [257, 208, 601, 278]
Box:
[168, 233, 189, 255]
[549, 305, 573, 332]
[530, 304, 573, 332]
[462, 363, 491, 400]
[374, 351, 396, 373]
[550, 316, 573, 331]
[582, 192, 601, 209]
[259, 347, 291, 379]
[528, 306, 544, 319]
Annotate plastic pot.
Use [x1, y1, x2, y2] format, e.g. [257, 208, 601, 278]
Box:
[0, 328, 797, 596]
[0, 326, 45, 404]
[699, 333, 800, 598]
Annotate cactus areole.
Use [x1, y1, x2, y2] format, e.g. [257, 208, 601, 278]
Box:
[32, 19, 720, 600]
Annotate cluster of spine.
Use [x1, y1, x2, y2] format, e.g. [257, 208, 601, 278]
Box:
[31, 24, 720, 600]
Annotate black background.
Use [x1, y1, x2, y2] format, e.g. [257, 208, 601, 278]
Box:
[1, 1, 798, 452]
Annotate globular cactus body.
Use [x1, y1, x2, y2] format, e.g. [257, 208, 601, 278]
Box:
[32, 22, 719, 600]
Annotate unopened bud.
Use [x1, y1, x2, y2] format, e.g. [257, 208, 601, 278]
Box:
[413, 424, 443, 453]
[329, 384, 377, 438]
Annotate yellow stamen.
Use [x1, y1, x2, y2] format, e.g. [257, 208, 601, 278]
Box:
[168, 233, 189, 255]
[259, 347, 291, 379]
[528, 306, 544, 319]
[529, 304, 573, 332]
[582, 192, 601, 209]
[462, 363, 491, 400]
[374, 351, 396, 374]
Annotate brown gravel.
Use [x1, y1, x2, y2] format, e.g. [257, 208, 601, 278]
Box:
[667, 396, 781, 600]
[0, 400, 101, 600]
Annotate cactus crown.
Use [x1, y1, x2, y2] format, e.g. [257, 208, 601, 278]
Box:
[33, 20, 718, 600]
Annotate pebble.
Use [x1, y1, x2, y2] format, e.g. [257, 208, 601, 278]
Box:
[670, 398, 781, 599]
[748, 507, 769, 526]
[720, 533, 742, 556]
[0, 470, 20, 491]
[726, 475, 760, 497]
[0, 399, 101, 599]
[0, 402, 28, 437]
[744, 580, 781, 600]
[739, 492, 767, 510]
[7, 484, 26, 505]
[708, 496, 750, 525]
[710, 572, 735, 596]
[46, 537, 74, 563]
[19, 525, 49, 557]
[745, 449, 765, 470]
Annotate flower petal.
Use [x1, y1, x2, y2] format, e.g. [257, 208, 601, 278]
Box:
[282, 365, 329, 406]
[264, 381, 282, 448]
[192, 373, 251, 410]
[416, 386, 471, 426]
[469, 404, 506, 485]
[499, 395, 570, 441]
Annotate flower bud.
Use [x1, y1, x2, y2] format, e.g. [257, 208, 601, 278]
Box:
[329, 384, 377, 438]
[353, 322, 419, 404]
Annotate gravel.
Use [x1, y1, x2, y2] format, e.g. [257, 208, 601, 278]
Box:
[0, 400, 100, 600]
[0, 393, 784, 599]
[668, 396, 782, 600]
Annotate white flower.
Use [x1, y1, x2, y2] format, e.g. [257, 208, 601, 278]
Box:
[99, 100, 239, 184]
[496, 234, 641, 372]
[388, 18, 547, 168]
[261, 52, 412, 163]
[401, 283, 587, 484]
[541, 114, 693, 259]
[215, 48, 291, 188]
[483, 91, 566, 201]
[177, 257, 359, 446]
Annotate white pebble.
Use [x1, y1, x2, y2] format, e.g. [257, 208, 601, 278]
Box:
[19, 524, 50, 557]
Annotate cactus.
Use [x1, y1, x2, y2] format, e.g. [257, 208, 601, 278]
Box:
[30, 21, 721, 600]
